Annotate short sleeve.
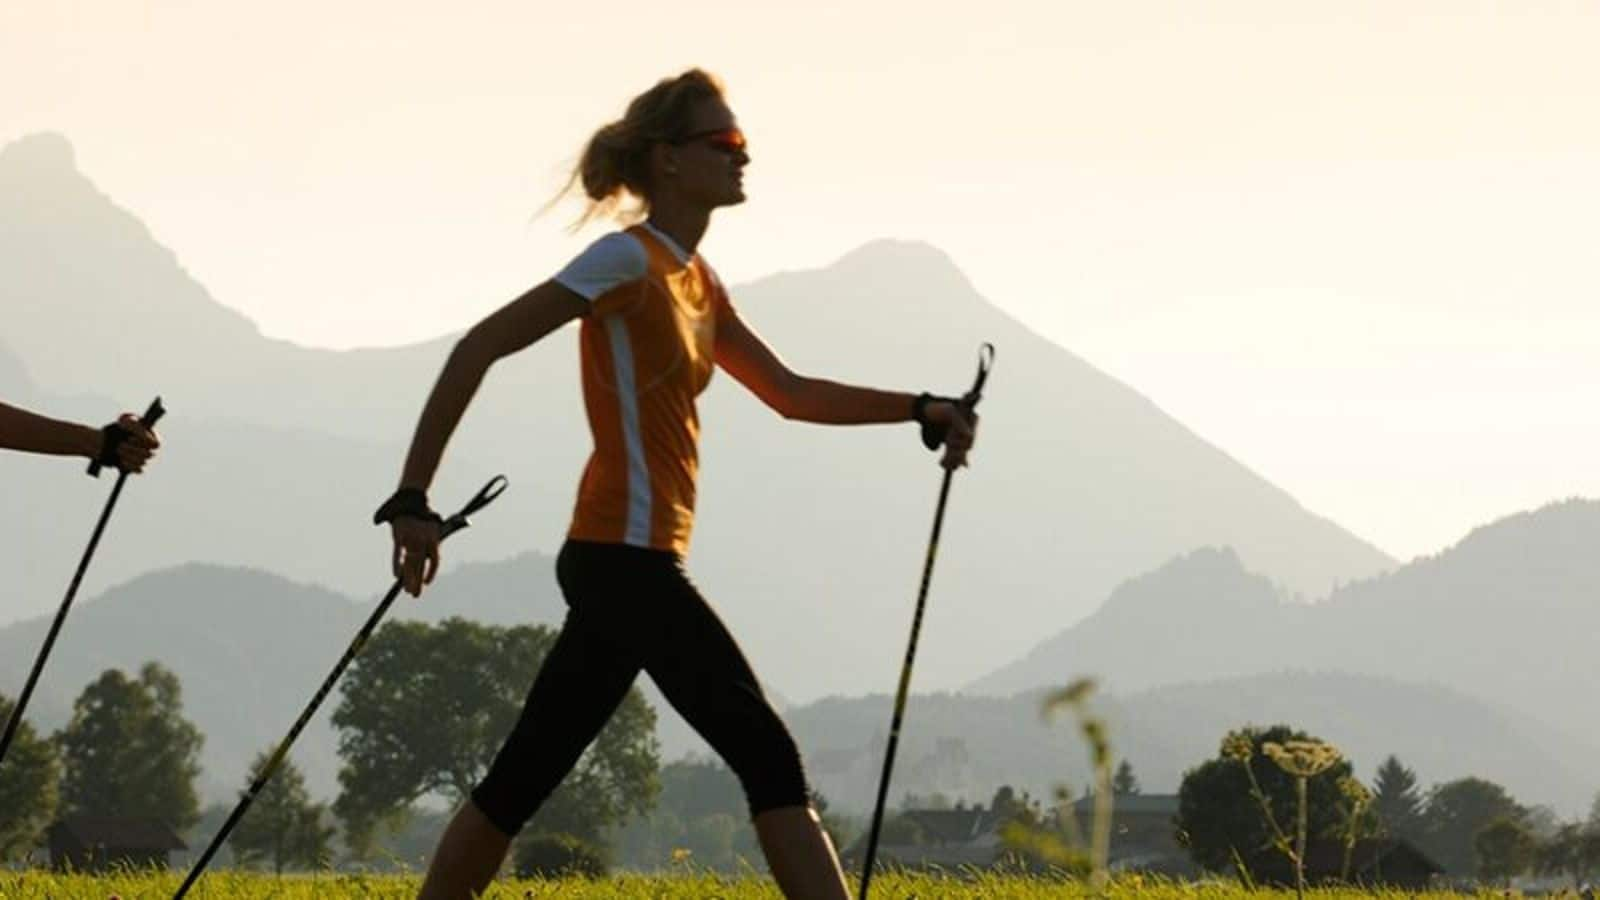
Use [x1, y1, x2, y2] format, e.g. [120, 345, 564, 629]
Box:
[554, 231, 649, 301]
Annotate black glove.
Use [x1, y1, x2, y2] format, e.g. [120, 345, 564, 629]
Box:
[91, 421, 132, 476]
[373, 488, 444, 526]
[911, 392, 963, 451]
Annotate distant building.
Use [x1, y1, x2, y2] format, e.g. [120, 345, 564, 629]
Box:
[842, 792, 1203, 877]
[841, 807, 1002, 869]
[1069, 793, 1195, 876]
[1246, 838, 1442, 890]
[48, 816, 187, 872]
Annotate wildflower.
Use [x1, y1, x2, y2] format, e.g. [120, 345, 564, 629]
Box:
[1261, 740, 1341, 778]
[1337, 774, 1372, 807]
[1221, 732, 1254, 763]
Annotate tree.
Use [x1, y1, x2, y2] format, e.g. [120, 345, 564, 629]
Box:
[332, 618, 659, 854]
[1370, 755, 1424, 840]
[0, 693, 62, 861]
[682, 812, 740, 870]
[1475, 817, 1535, 886]
[532, 682, 658, 843]
[613, 808, 687, 869]
[812, 790, 859, 856]
[901, 791, 954, 811]
[344, 806, 452, 873]
[1417, 777, 1523, 876]
[877, 814, 924, 846]
[228, 749, 334, 873]
[1175, 725, 1355, 876]
[988, 785, 1042, 826]
[58, 663, 204, 830]
[1524, 804, 1561, 840]
[657, 757, 744, 821]
[513, 832, 609, 878]
[996, 783, 1090, 879]
[1537, 822, 1600, 888]
[1112, 760, 1140, 795]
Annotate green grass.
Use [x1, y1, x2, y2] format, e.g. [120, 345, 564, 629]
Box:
[0, 871, 1520, 899]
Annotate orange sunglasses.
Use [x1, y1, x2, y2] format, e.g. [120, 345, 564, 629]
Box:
[673, 127, 748, 155]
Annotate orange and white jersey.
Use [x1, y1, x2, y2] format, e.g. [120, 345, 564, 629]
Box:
[555, 223, 733, 556]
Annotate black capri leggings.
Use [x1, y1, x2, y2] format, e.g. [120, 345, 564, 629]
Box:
[471, 539, 811, 835]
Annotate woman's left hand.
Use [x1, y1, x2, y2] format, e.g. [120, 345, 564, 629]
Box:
[924, 401, 978, 470]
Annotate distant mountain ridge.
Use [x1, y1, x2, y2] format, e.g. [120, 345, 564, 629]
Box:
[0, 552, 745, 802]
[0, 564, 366, 801]
[1, 131, 1393, 699]
[970, 546, 1301, 697]
[785, 669, 1596, 818]
[970, 498, 1600, 760]
[3, 536, 1592, 818]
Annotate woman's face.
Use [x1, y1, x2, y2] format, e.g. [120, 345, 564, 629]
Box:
[664, 97, 750, 210]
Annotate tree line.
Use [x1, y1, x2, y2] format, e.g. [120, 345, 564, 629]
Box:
[1176, 723, 1600, 887]
[15, 640, 1594, 887]
[0, 617, 659, 874]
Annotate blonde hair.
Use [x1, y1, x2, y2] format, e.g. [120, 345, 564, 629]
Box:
[554, 68, 727, 228]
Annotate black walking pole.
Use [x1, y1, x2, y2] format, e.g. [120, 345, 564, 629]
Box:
[171, 474, 509, 900]
[857, 345, 993, 900]
[0, 396, 166, 770]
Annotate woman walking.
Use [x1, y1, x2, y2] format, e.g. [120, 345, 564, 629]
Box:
[377, 69, 977, 900]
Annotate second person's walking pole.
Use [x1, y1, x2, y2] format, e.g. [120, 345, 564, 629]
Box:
[0, 396, 165, 770]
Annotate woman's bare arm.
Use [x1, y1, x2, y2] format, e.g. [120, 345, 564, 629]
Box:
[398, 280, 589, 492]
[389, 280, 587, 596]
[713, 306, 914, 424]
[714, 306, 976, 467]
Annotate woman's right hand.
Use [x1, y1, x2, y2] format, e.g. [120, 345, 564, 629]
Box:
[97, 413, 161, 473]
[391, 517, 442, 597]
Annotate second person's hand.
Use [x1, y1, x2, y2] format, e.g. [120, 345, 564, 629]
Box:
[924, 400, 979, 470]
[110, 413, 161, 473]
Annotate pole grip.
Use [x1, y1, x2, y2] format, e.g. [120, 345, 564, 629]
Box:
[87, 395, 165, 477]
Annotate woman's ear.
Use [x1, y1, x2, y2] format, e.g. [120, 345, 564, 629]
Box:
[651, 142, 679, 178]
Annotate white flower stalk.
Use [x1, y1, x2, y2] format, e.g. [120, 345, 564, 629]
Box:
[1259, 739, 1344, 899]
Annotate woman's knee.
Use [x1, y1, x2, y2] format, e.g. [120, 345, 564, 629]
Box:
[727, 716, 811, 816]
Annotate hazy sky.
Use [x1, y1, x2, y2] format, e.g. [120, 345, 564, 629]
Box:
[4, 1, 1598, 561]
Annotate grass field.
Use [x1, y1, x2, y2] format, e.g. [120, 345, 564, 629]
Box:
[0, 871, 1526, 899]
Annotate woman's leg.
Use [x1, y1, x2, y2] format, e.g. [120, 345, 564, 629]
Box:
[418, 545, 645, 900]
[416, 799, 509, 900]
[754, 805, 852, 900]
[640, 562, 849, 900]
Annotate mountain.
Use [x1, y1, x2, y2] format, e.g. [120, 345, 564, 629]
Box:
[0, 564, 366, 801]
[783, 670, 1597, 818]
[0, 553, 745, 801]
[1310, 499, 1600, 748]
[0, 553, 577, 802]
[971, 546, 1307, 697]
[1, 131, 1393, 699]
[0, 339, 36, 401]
[5, 555, 1590, 820]
[970, 499, 1600, 754]
[0, 349, 538, 626]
